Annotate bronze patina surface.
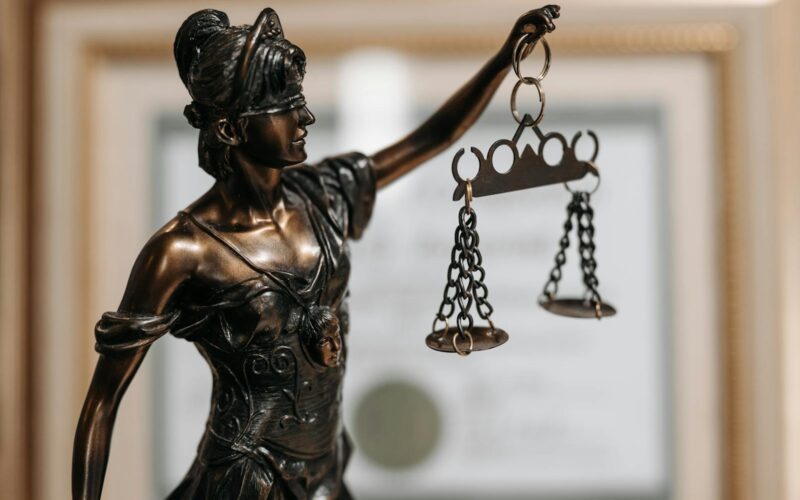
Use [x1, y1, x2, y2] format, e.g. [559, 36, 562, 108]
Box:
[72, 5, 561, 499]
[426, 326, 510, 354]
[538, 298, 618, 319]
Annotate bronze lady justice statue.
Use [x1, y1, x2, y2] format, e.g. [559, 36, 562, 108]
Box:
[72, 5, 560, 499]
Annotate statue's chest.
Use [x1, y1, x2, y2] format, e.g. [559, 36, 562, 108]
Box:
[191, 210, 351, 351]
[219, 210, 321, 276]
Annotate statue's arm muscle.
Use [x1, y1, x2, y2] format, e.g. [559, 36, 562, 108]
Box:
[369, 6, 559, 189]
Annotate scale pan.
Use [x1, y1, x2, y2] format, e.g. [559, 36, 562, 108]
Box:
[538, 296, 617, 319]
[425, 326, 509, 354]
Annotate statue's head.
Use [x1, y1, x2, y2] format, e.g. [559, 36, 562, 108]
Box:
[174, 8, 314, 179]
[299, 305, 343, 368]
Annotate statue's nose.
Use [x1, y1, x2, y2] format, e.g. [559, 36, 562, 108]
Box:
[301, 105, 315, 126]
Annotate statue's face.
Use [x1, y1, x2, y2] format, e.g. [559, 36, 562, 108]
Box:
[315, 326, 342, 368]
[240, 103, 315, 167]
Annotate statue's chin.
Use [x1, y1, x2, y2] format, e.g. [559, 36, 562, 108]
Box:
[322, 354, 340, 368]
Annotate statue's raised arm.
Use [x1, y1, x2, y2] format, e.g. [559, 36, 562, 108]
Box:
[370, 5, 560, 189]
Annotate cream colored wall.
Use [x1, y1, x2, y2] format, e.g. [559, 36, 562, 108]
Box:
[0, 0, 28, 498]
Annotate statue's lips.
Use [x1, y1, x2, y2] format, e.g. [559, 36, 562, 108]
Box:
[292, 130, 307, 145]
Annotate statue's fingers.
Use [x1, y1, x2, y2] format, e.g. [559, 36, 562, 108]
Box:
[536, 14, 555, 32]
[544, 5, 561, 18]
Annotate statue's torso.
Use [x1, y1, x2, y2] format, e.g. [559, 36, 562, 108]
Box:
[94, 154, 376, 499]
[188, 216, 352, 460]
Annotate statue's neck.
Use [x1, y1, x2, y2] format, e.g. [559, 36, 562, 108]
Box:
[215, 150, 286, 227]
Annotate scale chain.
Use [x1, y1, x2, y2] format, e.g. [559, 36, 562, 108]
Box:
[432, 204, 497, 352]
[576, 192, 603, 312]
[542, 192, 579, 298]
[471, 244, 493, 320]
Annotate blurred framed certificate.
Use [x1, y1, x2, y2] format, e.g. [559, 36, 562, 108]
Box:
[36, 4, 743, 498]
[150, 51, 718, 500]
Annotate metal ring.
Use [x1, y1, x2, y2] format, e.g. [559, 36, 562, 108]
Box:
[564, 168, 601, 195]
[452, 330, 474, 357]
[464, 181, 473, 210]
[512, 35, 551, 82]
[510, 77, 545, 125]
[537, 131, 568, 167]
[432, 315, 449, 337]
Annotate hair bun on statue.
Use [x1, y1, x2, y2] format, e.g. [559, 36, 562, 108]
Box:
[183, 102, 207, 129]
[174, 9, 230, 87]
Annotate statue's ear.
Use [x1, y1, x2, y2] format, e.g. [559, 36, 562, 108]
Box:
[215, 118, 241, 146]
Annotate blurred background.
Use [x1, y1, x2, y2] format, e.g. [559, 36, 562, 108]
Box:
[1, 1, 799, 499]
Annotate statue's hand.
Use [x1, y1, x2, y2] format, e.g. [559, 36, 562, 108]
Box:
[504, 5, 560, 57]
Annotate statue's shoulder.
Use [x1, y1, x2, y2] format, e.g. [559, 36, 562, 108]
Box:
[135, 213, 202, 280]
[149, 189, 225, 268]
[115, 213, 202, 313]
